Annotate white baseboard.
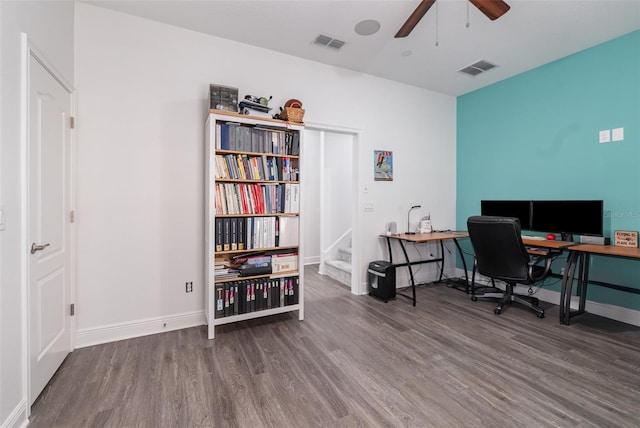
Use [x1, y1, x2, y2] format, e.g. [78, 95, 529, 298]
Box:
[1, 399, 27, 428]
[304, 257, 320, 265]
[75, 310, 206, 348]
[459, 268, 640, 327]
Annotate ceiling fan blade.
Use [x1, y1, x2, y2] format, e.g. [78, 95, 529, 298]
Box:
[395, 0, 436, 38]
[469, 0, 511, 21]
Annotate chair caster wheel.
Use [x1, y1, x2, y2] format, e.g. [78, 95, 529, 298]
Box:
[471, 296, 478, 302]
[494, 307, 502, 315]
[537, 313, 545, 318]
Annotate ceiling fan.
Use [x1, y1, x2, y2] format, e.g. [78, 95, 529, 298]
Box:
[395, 0, 511, 38]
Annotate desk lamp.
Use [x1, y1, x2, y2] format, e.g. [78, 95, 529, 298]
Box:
[406, 205, 421, 234]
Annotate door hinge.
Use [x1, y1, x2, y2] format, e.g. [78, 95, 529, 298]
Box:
[70, 210, 75, 223]
[70, 116, 75, 129]
[70, 303, 75, 316]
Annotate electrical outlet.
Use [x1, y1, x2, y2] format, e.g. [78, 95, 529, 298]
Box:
[185, 282, 193, 293]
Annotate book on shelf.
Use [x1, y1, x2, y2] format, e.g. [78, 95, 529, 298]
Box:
[272, 253, 298, 273]
[230, 218, 238, 251]
[278, 216, 299, 247]
[215, 218, 223, 252]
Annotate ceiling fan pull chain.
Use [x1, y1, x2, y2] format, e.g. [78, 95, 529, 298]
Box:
[466, 1, 470, 28]
[435, 0, 439, 46]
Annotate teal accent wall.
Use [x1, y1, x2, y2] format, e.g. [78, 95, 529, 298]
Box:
[456, 30, 640, 310]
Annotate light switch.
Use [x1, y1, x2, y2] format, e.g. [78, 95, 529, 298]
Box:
[612, 127, 624, 142]
[599, 130, 611, 144]
[0, 209, 5, 231]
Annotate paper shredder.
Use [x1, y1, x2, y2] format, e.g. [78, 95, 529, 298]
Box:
[367, 260, 396, 302]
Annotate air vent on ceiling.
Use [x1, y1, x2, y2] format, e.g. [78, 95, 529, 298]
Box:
[314, 34, 346, 50]
[458, 60, 497, 76]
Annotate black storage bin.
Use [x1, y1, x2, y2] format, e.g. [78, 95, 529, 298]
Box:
[367, 260, 396, 302]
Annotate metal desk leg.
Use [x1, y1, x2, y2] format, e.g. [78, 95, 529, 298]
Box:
[453, 238, 470, 293]
[560, 251, 579, 325]
[437, 240, 445, 282]
[577, 253, 590, 314]
[398, 239, 416, 306]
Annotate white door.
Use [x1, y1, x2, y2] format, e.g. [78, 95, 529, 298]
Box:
[28, 51, 73, 404]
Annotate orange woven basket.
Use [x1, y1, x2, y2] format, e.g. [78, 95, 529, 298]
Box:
[281, 107, 305, 123]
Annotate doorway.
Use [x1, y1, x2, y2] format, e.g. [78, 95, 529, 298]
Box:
[302, 125, 359, 295]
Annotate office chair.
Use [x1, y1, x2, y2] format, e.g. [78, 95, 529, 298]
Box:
[466, 215, 551, 318]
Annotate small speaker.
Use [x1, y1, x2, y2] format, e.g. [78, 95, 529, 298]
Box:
[386, 221, 397, 235]
[579, 235, 610, 245]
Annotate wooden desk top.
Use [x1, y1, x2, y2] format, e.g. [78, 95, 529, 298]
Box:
[569, 244, 640, 259]
[522, 238, 575, 249]
[383, 231, 469, 243]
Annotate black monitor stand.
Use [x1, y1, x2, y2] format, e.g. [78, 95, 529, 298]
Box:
[560, 232, 574, 242]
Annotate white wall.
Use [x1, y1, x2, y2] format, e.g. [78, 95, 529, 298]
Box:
[324, 132, 353, 246]
[0, 2, 74, 426]
[74, 3, 456, 343]
[302, 130, 321, 264]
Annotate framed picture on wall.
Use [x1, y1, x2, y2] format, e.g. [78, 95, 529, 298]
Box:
[374, 150, 393, 181]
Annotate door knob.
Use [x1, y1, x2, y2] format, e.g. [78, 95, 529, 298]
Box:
[30, 243, 50, 254]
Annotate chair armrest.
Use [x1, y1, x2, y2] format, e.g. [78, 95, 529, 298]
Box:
[528, 255, 552, 281]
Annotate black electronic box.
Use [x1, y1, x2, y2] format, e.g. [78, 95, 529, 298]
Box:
[367, 260, 396, 302]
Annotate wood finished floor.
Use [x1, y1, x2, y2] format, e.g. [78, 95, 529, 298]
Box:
[30, 266, 640, 427]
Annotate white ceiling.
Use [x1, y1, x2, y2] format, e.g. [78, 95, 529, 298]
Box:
[84, 0, 640, 96]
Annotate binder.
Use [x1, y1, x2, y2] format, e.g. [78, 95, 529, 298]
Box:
[224, 282, 234, 317]
[233, 282, 239, 315]
[238, 281, 246, 314]
[245, 281, 252, 313]
[223, 218, 231, 251]
[228, 282, 235, 315]
[291, 132, 300, 156]
[238, 218, 245, 250]
[215, 283, 224, 318]
[250, 281, 256, 312]
[284, 184, 292, 213]
[215, 218, 223, 252]
[289, 184, 300, 213]
[219, 124, 230, 150]
[279, 279, 285, 307]
[257, 281, 264, 311]
[230, 218, 238, 251]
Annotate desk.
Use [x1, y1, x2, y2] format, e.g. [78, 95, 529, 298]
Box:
[381, 231, 470, 306]
[521, 238, 575, 252]
[560, 244, 640, 325]
[470, 238, 574, 300]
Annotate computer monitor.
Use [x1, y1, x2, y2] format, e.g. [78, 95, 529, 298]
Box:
[530, 200, 603, 239]
[480, 200, 532, 230]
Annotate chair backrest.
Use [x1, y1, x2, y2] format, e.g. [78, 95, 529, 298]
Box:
[467, 215, 531, 282]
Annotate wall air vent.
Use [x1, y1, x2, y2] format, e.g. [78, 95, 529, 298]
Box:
[313, 34, 346, 50]
[458, 59, 497, 76]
